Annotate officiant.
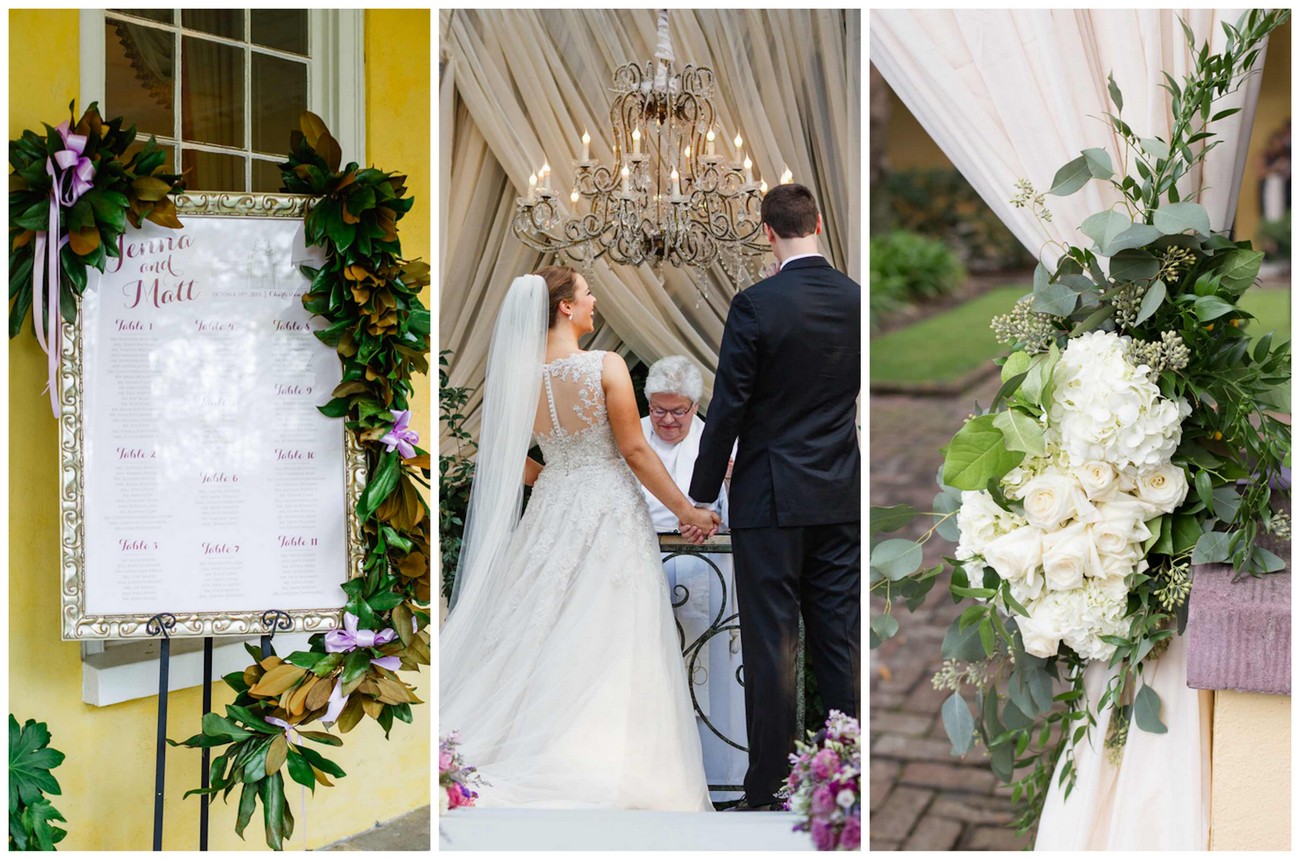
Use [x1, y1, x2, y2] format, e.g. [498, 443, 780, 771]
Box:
[638, 356, 747, 799]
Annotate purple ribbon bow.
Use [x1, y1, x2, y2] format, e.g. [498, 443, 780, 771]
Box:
[380, 409, 419, 459]
[324, 611, 397, 653]
[264, 716, 301, 745]
[32, 121, 97, 418]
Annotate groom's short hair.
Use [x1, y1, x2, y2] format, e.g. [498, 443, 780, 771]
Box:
[761, 183, 819, 238]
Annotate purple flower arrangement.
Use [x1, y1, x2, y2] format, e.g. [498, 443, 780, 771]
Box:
[439, 731, 486, 813]
[780, 710, 861, 850]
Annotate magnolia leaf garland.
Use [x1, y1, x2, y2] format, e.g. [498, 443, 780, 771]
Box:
[166, 112, 433, 850]
[8, 101, 185, 338]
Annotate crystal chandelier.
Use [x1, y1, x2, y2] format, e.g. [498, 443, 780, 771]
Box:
[512, 10, 790, 278]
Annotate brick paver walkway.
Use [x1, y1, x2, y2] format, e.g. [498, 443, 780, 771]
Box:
[869, 375, 1033, 851]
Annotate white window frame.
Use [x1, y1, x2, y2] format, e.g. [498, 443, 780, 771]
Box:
[80, 8, 365, 193]
[76, 8, 364, 705]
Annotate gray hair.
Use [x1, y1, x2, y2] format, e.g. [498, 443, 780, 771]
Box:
[644, 355, 703, 402]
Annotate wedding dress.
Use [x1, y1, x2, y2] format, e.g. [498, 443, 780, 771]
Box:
[440, 348, 713, 811]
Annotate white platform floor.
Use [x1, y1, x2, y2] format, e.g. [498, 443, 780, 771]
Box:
[438, 808, 814, 851]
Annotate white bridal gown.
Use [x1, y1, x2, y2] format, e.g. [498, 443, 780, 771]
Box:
[1034, 634, 1212, 850]
[440, 351, 713, 811]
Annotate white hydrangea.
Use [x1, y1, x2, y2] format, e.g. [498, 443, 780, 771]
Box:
[1045, 331, 1191, 470]
[955, 490, 1026, 561]
[1057, 577, 1131, 662]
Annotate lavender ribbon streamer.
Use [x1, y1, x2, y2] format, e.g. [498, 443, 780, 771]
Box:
[31, 122, 96, 418]
[323, 612, 397, 653]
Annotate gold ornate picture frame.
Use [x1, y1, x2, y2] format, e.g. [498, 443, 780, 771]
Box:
[58, 193, 367, 640]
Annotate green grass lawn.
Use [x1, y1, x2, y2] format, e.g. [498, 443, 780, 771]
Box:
[872, 284, 1290, 387]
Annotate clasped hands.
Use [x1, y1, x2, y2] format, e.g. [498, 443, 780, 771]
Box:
[678, 504, 721, 545]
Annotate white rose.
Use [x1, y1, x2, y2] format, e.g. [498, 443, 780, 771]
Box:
[1134, 463, 1189, 514]
[1018, 598, 1064, 658]
[1090, 498, 1153, 557]
[1022, 471, 1080, 530]
[982, 525, 1044, 588]
[1041, 521, 1103, 592]
[1098, 544, 1145, 580]
[1075, 461, 1118, 501]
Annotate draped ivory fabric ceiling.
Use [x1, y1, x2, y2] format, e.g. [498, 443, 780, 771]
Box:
[870, 9, 1264, 266]
[440, 9, 860, 443]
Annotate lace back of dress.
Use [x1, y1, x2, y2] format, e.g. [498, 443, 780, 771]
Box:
[533, 352, 607, 437]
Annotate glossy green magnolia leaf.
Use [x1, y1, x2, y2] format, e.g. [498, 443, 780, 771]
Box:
[1214, 248, 1265, 295]
[942, 415, 1025, 491]
[1192, 294, 1236, 322]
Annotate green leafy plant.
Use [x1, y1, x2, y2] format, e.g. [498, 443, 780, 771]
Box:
[170, 112, 431, 850]
[9, 715, 67, 851]
[870, 9, 1290, 834]
[439, 350, 477, 600]
[869, 229, 966, 324]
[883, 167, 1035, 271]
[9, 101, 184, 338]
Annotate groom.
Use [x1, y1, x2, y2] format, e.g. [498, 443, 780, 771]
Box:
[687, 184, 861, 810]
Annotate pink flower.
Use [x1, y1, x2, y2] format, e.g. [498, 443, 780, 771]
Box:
[812, 748, 840, 781]
[439, 749, 454, 772]
[811, 819, 836, 851]
[446, 786, 464, 809]
[840, 814, 860, 850]
[811, 784, 835, 816]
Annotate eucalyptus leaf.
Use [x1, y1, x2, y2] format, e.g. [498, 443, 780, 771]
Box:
[1047, 155, 1091, 197]
[1108, 249, 1160, 281]
[1134, 684, 1168, 734]
[1081, 147, 1113, 179]
[1191, 530, 1231, 564]
[871, 613, 900, 643]
[870, 539, 923, 581]
[1108, 223, 1163, 255]
[1134, 279, 1166, 326]
[941, 692, 977, 756]
[1081, 210, 1133, 254]
[1032, 283, 1078, 317]
[1153, 202, 1212, 237]
[870, 504, 919, 534]
[1139, 137, 1171, 159]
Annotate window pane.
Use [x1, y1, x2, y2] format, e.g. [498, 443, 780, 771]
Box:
[253, 159, 287, 193]
[182, 10, 243, 41]
[109, 9, 174, 25]
[251, 10, 309, 56]
[181, 37, 244, 148]
[252, 54, 307, 154]
[182, 149, 245, 192]
[105, 21, 174, 138]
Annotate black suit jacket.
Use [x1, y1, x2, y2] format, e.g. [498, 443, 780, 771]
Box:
[690, 256, 861, 528]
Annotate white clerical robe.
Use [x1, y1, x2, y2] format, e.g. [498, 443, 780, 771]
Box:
[640, 415, 747, 796]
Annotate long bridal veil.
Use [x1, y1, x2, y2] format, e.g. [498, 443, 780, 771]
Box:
[447, 274, 547, 615]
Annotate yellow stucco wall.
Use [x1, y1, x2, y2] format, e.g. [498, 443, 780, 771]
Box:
[8, 9, 430, 850]
[1210, 690, 1291, 850]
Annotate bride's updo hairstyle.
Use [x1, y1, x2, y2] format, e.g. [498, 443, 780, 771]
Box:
[534, 265, 580, 329]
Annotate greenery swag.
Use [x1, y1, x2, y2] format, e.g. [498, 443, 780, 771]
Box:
[870, 10, 1290, 834]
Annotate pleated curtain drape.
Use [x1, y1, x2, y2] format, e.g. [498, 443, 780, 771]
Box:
[870, 9, 1265, 266]
[440, 9, 860, 444]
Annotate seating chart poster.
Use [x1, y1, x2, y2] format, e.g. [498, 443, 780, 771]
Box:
[78, 215, 348, 623]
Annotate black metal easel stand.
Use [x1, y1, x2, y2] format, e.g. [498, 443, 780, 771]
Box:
[148, 609, 291, 851]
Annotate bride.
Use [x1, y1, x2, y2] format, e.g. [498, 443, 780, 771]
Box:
[440, 266, 720, 811]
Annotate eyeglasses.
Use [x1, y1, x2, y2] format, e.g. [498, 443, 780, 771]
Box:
[649, 405, 693, 419]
